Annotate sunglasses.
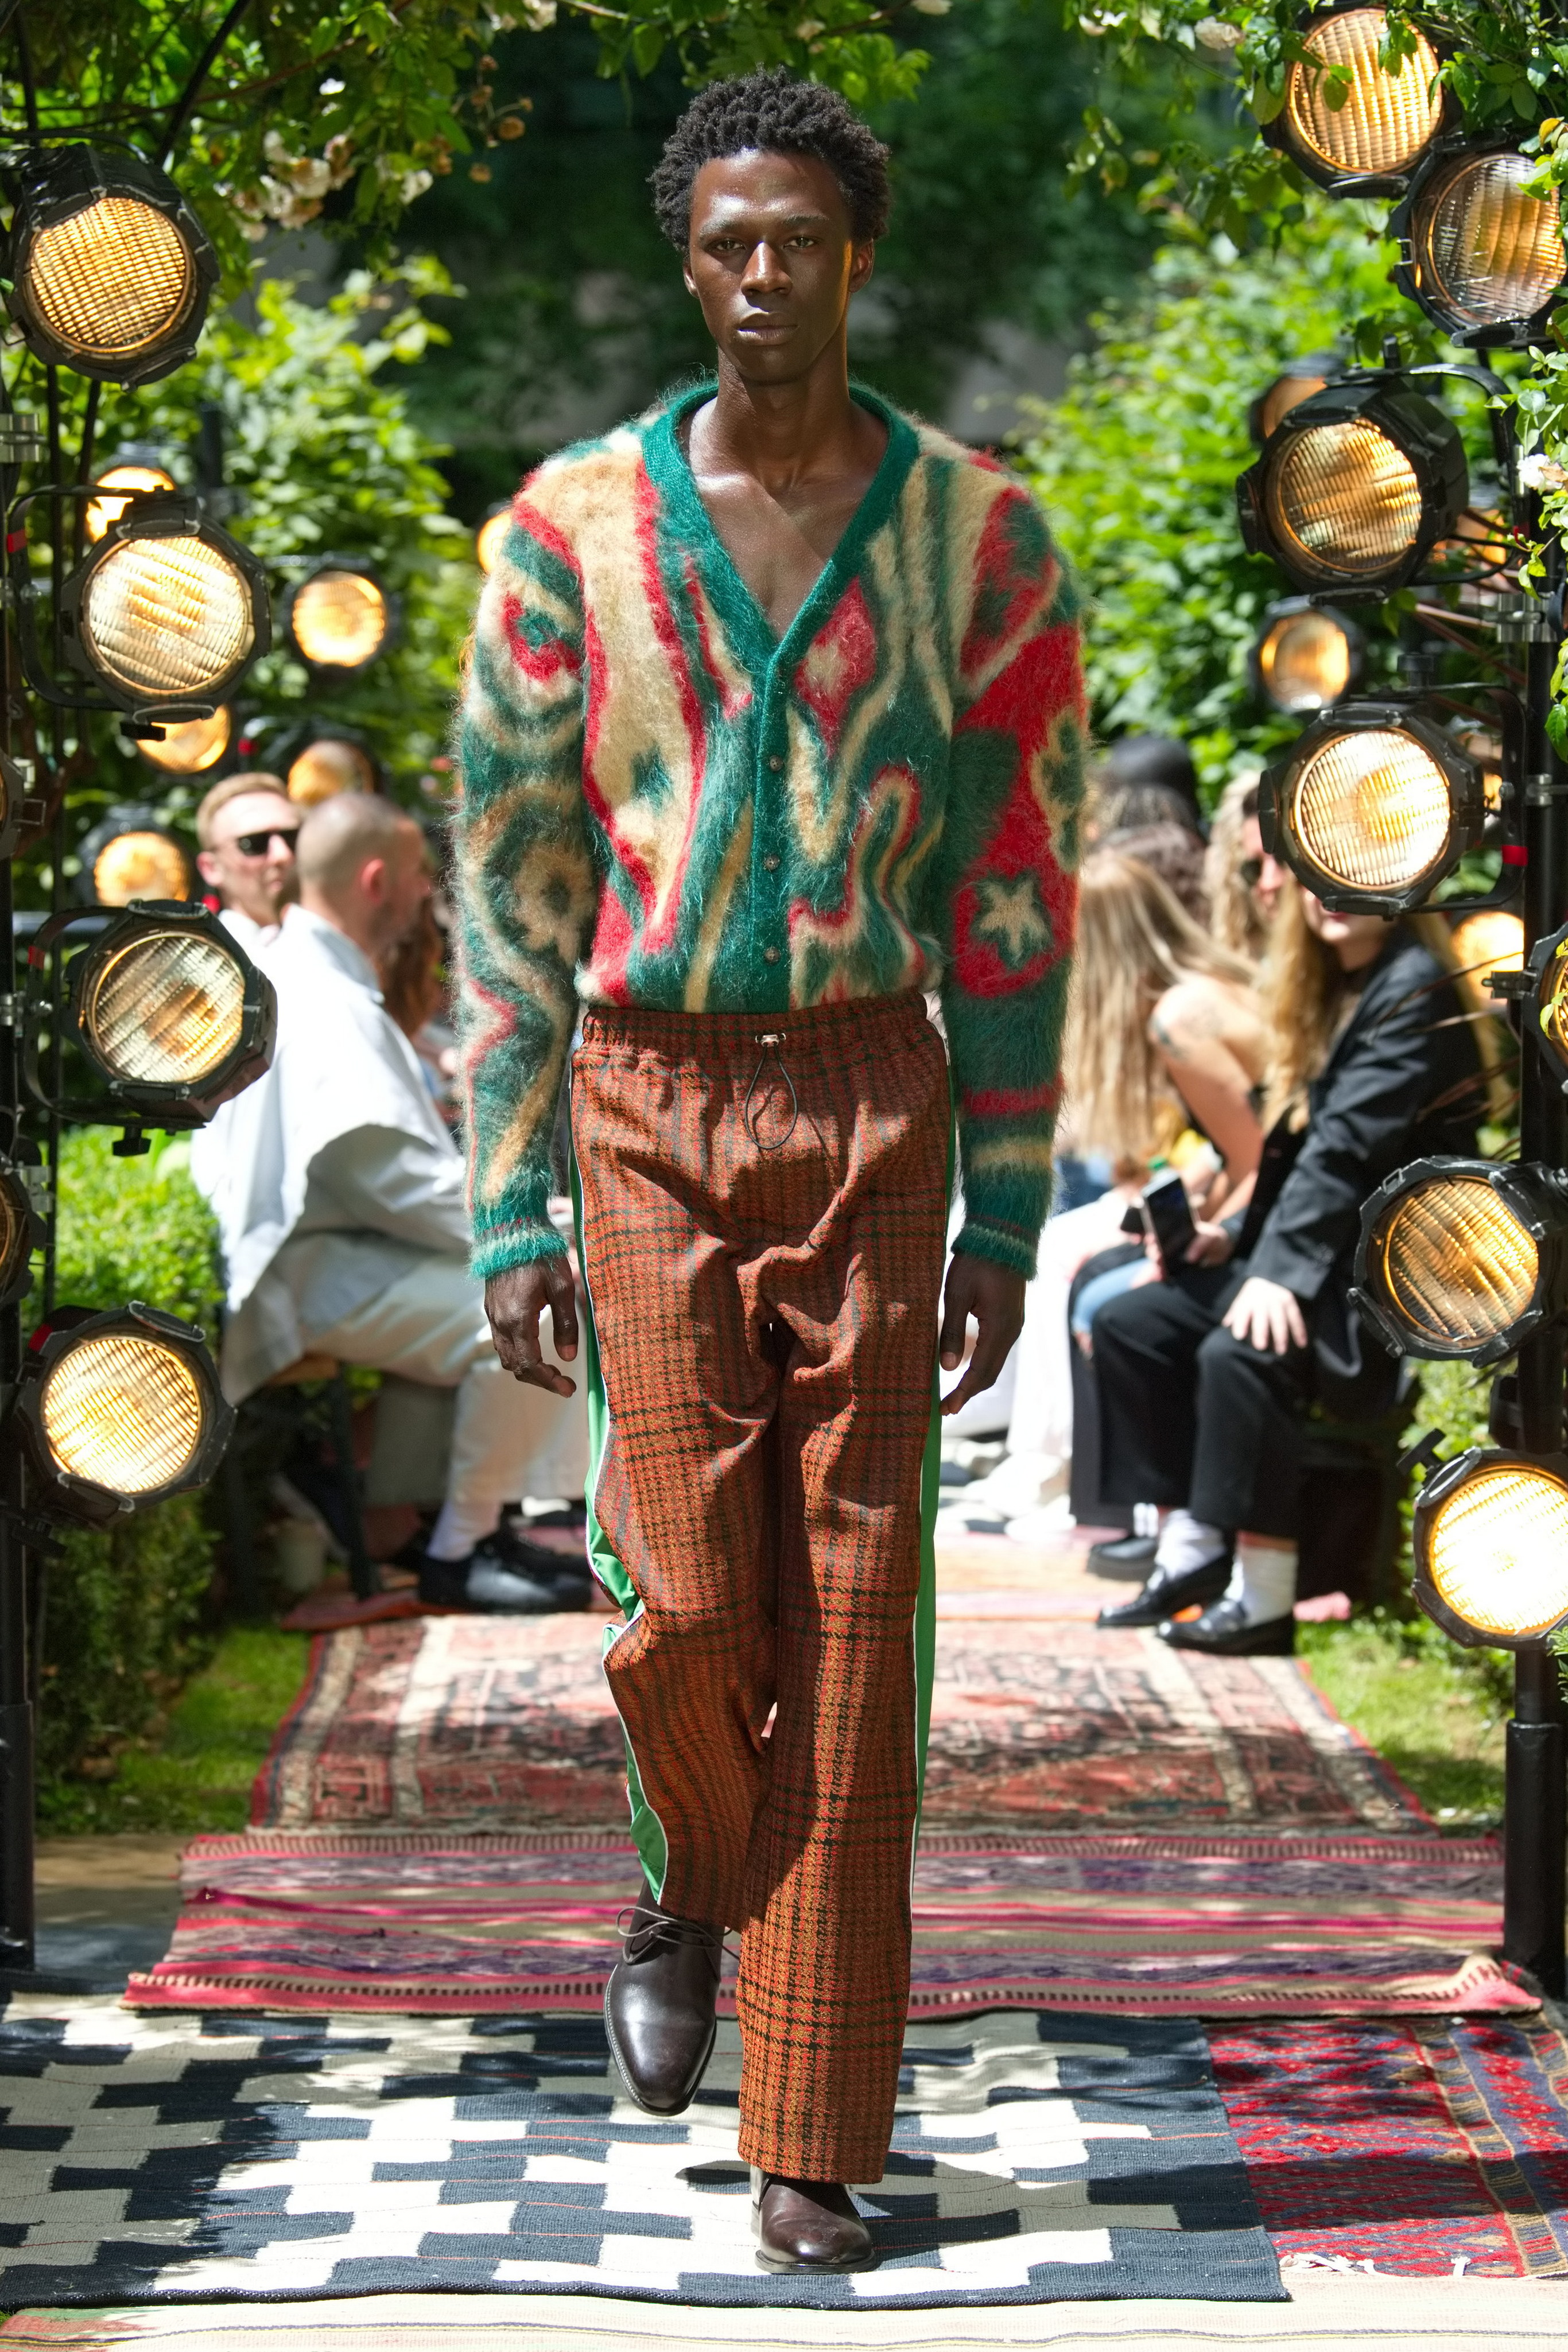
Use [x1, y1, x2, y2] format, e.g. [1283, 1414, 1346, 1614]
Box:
[1238, 856, 1264, 889]
[232, 826, 300, 857]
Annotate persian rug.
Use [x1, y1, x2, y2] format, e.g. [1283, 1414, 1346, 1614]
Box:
[249, 1617, 1425, 1835]
[123, 1830, 1531, 2021]
[1211, 2013, 1568, 2278]
[0, 2002, 1281, 2311]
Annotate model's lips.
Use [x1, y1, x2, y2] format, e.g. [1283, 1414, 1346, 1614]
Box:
[736, 315, 794, 337]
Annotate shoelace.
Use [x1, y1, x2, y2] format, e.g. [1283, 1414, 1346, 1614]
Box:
[743, 1030, 799, 1152]
[618, 1904, 727, 1973]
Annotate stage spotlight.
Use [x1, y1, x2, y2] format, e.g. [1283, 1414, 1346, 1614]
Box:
[285, 729, 380, 805]
[77, 809, 194, 907]
[1258, 698, 1484, 912]
[1237, 376, 1468, 594]
[1519, 919, 1568, 1095]
[1251, 598, 1364, 713]
[3, 146, 218, 387]
[1354, 1158, 1568, 1368]
[136, 706, 231, 776]
[64, 905, 275, 1123]
[0, 1163, 44, 1307]
[84, 445, 178, 543]
[1451, 908, 1524, 988]
[1412, 1450, 1568, 1649]
[1393, 142, 1567, 347]
[1264, 6, 1446, 193]
[1249, 352, 1340, 446]
[283, 560, 394, 677]
[17, 1304, 232, 1526]
[59, 495, 269, 719]
[476, 503, 511, 575]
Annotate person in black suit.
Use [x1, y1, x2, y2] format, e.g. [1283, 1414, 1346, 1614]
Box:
[1091, 883, 1487, 1655]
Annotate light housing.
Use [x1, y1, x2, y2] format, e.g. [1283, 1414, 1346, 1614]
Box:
[1249, 352, 1340, 447]
[1524, 919, 1568, 1093]
[2, 146, 218, 387]
[1237, 375, 1469, 595]
[1353, 1156, 1568, 1369]
[1251, 597, 1365, 714]
[1257, 697, 1485, 913]
[1450, 907, 1523, 988]
[281, 724, 381, 805]
[85, 445, 178, 543]
[1412, 1447, 1568, 1649]
[77, 809, 195, 908]
[59, 494, 269, 723]
[17, 1303, 232, 1526]
[1263, 6, 1447, 195]
[136, 705, 231, 775]
[475, 503, 511, 575]
[61, 903, 275, 1124]
[282, 558, 396, 678]
[0, 1161, 44, 1307]
[1392, 139, 1567, 348]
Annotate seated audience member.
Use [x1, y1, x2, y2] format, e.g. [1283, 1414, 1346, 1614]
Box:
[379, 887, 459, 1118]
[1091, 884, 1484, 1654]
[1096, 733, 1205, 835]
[195, 772, 300, 953]
[1100, 818, 1208, 926]
[192, 791, 587, 1613]
[1205, 774, 1286, 960]
[954, 852, 1265, 1531]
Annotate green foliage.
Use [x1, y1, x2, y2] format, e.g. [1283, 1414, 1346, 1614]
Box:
[37, 1626, 308, 1835]
[1297, 1614, 1506, 1827]
[44, 1128, 223, 1330]
[1013, 205, 1410, 791]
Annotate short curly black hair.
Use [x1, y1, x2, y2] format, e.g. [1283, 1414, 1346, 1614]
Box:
[650, 68, 892, 250]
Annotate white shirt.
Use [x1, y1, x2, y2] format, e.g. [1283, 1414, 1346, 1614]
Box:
[218, 905, 282, 959]
[192, 905, 469, 1400]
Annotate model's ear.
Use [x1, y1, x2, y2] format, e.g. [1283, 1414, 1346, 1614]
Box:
[682, 255, 698, 298]
[848, 239, 876, 295]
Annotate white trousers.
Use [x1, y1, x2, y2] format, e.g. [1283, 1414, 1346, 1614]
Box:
[307, 1253, 588, 1555]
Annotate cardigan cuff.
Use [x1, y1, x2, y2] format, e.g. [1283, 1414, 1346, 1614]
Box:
[470, 1218, 570, 1285]
[952, 1216, 1039, 1282]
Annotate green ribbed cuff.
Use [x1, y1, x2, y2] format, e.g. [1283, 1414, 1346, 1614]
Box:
[470, 1221, 570, 1284]
[952, 1217, 1039, 1282]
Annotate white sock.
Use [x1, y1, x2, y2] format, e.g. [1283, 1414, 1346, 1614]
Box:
[1153, 1507, 1225, 1575]
[426, 1498, 502, 1562]
[1133, 1501, 1160, 1538]
[1224, 1536, 1299, 1627]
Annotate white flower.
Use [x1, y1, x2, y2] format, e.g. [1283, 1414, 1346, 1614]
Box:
[400, 168, 434, 204]
[795, 16, 824, 33]
[911, 1, 952, 13]
[1520, 452, 1568, 491]
[1194, 15, 1242, 48]
[519, 0, 557, 24]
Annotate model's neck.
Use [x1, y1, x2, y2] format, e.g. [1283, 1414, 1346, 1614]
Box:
[704, 333, 864, 488]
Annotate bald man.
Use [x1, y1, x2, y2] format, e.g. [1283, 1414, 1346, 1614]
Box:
[192, 793, 588, 1611]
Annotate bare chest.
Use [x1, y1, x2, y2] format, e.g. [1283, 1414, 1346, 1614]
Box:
[692, 471, 870, 640]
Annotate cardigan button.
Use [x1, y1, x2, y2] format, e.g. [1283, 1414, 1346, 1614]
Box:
[763, 946, 781, 964]
[763, 853, 780, 871]
[767, 754, 783, 771]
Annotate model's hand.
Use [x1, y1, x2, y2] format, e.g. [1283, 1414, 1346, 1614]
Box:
[939, 1255, 1026, 1419]
[1222, 1275, 1306, 1357]
[485, 1257, 579, 1395]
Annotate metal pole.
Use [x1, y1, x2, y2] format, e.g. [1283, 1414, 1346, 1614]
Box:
[1502, 495, 1568, 1997]
[0, 571, 30, 1973]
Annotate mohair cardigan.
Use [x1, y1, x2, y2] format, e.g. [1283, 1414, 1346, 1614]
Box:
[452, 383, 1086, 1281]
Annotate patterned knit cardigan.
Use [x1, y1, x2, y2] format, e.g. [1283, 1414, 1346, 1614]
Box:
[453, 383, 1086, 1282]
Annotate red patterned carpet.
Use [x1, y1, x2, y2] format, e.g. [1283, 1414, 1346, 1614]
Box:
[249, 1614, 1425, 1834]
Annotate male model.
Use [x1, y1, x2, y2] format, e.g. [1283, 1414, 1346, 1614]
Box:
[454, 68, 1083, 2272]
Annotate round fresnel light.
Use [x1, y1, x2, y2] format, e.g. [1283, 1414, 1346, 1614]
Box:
[1393, 143, 1567, 347]
[1354, 1158, 1568, 1369]
[77, 809, 194, 909]
[1251, 598, 1364, 715]
[1412, 1450, 1568, 1649]
[286, 731, 379, 805]
[2, 146, 219, 386]
[0, 1162, 44, 1308]
[1237, 376, 1468, 595]
[85, 447, 178, 544]
[64, 905, 276, 1124]
[283, 560, 394, 677]
[1265, 6, 1446, 193]
[1450, 908, 1524, 989]
[475, 503, 511, 575]
[60, 496, 269, 720]
[1522, 919, 1568, 1094]
[1258, 698, 1484, 913]
[136, 705, 231, 776]
[17, 1304, 232, 1526]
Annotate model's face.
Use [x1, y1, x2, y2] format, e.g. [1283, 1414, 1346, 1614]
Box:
[197, 791, 298, 925]
[1302, 889, 1393, 970]
[683, 149, 874, 386]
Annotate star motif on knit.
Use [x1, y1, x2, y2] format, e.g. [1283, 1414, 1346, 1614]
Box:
[973, 874, 1050, 966]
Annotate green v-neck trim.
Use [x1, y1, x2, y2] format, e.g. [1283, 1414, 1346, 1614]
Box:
[642, 379, 919, 677]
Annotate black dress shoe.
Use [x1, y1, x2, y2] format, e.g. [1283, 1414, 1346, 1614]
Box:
[604, 1901, 722, 2116]
[417, 1538, 560, 1614]
[1097, 1551, 1232, 1630]
[1087, 1532, 1158, 1579]
[752, 2172, 875, 2273]
[1159, 1596, 1295, 1655]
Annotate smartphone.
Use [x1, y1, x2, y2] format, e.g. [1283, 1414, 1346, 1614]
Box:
[1142, 1170, 1197, 1272]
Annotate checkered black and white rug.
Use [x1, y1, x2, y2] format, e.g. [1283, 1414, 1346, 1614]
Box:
[0, 1999, 1282, 2309]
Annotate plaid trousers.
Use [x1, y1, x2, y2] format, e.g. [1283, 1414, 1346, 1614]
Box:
[571, 991, 950, 2182]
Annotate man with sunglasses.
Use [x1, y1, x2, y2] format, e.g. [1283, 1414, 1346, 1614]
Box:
[195, 771, 301, 953]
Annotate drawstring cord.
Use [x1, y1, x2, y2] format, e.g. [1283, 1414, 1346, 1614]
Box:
[743, 1030, 798, 1152]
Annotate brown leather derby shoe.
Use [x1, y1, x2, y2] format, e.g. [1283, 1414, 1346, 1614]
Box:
[603, 1900, 721, 2116]
[752, 2171, 875, 2272]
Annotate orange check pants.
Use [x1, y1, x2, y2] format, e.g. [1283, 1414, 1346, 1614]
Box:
[570, 991, 950, 2182]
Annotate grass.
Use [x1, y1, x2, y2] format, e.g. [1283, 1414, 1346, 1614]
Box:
[1298, 1613, 1510, 1829]
[37, 1628, 309, 1836]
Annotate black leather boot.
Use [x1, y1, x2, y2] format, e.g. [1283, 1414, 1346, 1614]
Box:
[604, 1901, 722, 2116]
[1159, 1596, 1295, 1655]
[1096, 1550, 1232, 1629]
[752, 2171, 875, 2272]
